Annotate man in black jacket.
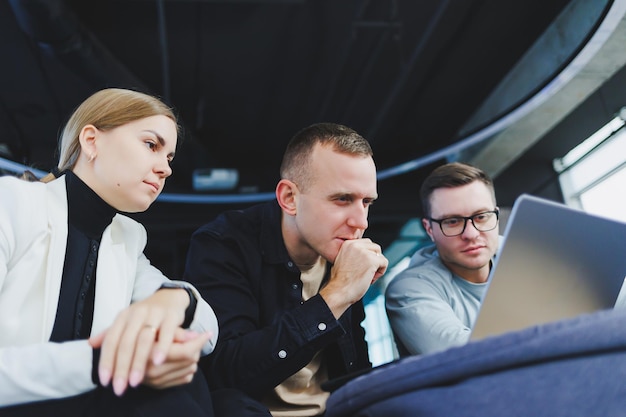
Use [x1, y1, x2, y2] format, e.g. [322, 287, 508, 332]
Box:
[183, 122, 388, 416]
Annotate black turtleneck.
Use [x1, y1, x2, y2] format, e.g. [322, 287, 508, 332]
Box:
[49, 171, 116, 342]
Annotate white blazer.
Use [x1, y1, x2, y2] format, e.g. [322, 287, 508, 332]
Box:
[0, 175, 218, 407]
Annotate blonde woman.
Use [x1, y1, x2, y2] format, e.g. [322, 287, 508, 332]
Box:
[0, 88, 219, 416]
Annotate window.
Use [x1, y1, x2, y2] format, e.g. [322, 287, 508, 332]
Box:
[555, 111, 626, 223]
[362, 219, 431, 365]
[363, 256, 411, 366]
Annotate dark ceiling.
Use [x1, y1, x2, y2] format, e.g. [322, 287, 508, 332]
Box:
[3, 0, 621, 277]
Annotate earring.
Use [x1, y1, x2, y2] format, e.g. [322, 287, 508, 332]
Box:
[88, 153, 95, 163]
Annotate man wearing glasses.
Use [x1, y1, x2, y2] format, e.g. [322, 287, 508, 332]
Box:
[385, 162, 500, 357]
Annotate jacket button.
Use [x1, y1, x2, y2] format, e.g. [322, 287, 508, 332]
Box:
[278, 350, 287, 359]
[318, 323, 327, 331]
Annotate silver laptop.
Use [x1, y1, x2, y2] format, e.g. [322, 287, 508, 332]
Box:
[470, 193, 626, 341]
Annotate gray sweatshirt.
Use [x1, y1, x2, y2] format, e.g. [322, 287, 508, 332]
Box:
[385, 244, 488, 357]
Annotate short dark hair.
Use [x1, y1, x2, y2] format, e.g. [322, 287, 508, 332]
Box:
[280, 122, 373, 191]
[420, 162, 495, 218]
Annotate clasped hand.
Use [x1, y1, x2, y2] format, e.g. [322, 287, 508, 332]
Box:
[88, 289, 212, 396]
[320, 238, 389, 318]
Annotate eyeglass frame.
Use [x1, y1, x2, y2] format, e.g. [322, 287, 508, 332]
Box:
[428, 209, 500, 237]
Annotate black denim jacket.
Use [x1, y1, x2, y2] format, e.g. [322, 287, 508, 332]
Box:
[183, 200, 371, 399]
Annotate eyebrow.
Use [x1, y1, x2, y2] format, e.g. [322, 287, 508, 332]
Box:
[434, 207, 494, 218]
[330, 192, 378, 201]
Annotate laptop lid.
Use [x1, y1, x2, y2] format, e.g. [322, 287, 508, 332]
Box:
[470, 193, 626, 341]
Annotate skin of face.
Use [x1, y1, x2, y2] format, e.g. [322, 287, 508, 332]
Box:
[279, 143, 378, 267]
[74, 115, 178, 213]
[422, 180, 499, 283]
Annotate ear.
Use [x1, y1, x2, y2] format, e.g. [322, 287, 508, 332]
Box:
[422, 218, 435, 242]
[276, 179, 298, 216]
[78, 124, 98, 159]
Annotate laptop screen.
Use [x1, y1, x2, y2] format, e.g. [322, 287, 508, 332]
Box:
[470, 194, 626, 340]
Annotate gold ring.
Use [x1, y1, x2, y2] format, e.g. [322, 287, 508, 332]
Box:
[143, 325, 157, 333]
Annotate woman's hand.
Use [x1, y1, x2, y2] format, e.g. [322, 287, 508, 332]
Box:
[143, 328, 212, 389]
[88, 288, 209, 396]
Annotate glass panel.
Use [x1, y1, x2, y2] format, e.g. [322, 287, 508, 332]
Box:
[580, 165, 626, 222]
[566, 129, 626, 193]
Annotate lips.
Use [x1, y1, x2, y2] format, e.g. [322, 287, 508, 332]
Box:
[463, 245, 484, 254]
[145, 181, 160, 193]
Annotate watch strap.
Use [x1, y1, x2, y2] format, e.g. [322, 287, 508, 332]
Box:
[159, 283, 197, 328]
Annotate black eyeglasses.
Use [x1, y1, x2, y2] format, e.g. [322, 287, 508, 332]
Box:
[429, 209, 499, 237]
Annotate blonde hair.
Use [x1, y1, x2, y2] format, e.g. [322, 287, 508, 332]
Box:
[40, 88, 178, 182]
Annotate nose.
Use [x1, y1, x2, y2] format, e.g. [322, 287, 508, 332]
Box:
[347, 204, 369, 231]
[461, 218, 480, 239]
[155, 157, 173, 178]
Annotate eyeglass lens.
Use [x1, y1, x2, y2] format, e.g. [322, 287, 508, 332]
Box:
[440, 212, 498, 236]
